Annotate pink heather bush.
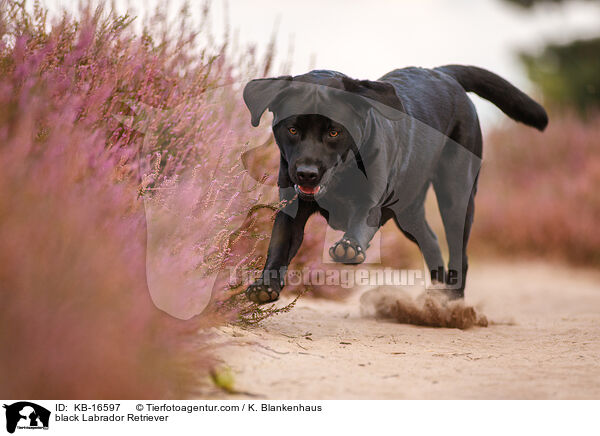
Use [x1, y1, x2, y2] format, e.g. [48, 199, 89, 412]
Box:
[472, 111, 600, 266]
[0, 1, 277, 398]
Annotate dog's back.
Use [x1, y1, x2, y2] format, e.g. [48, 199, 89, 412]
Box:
[379, 67, 465, 136]
[380, 65, 548, 133]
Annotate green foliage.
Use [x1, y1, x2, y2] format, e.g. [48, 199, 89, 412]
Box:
[210, 366, 236, 393]
[520, 37, 600, 113]
[500, 0, 600, 112]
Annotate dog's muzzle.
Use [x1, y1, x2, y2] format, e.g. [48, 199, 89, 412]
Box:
[295, 184, 321, 200]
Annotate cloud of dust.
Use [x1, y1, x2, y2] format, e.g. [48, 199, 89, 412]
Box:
[360, 287, 488, 329]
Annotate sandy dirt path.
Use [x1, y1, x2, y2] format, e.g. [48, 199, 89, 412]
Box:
[213, 260, 600, 399]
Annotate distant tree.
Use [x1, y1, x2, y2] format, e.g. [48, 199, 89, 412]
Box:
[504, 0, 598, 7]
[503, 0, 600, 113]
[520, 37, 600, 113]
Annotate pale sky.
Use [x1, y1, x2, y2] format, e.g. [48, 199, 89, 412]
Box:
[47, 0, 600, 128]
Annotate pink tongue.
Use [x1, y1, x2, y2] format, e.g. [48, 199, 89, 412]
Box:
[299, 185, 320, 195]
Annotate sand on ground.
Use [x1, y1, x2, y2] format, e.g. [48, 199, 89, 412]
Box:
[212, 260, 600, 399]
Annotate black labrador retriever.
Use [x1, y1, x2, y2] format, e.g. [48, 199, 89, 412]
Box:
[242, 65, 548, 304]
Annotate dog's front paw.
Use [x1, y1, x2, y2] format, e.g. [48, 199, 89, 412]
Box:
[245, 281, 281, 304]
[329, 237, 366, 264]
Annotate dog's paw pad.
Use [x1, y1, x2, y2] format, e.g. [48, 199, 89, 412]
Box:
[246, 283, 280, 304]
[329, 238, 366, 264]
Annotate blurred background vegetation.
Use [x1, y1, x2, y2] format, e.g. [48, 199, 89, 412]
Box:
[466, 0, 600, 267]
[507, 0, 600, 113]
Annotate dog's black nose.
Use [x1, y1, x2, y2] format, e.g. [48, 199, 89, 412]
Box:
[296, 165, 319, 184]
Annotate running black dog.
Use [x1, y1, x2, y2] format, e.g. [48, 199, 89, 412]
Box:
[243, 65, 547, 304]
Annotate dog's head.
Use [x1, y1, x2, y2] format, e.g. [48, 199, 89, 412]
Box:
[243, 70, 405, 200]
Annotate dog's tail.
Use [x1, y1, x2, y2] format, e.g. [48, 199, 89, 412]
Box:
[435, 65, 548, 131]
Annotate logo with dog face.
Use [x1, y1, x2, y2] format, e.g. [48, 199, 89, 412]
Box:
[3, 402, 50, 433]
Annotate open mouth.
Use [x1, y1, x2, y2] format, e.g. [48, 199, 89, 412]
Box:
[295, 184, 321, 199]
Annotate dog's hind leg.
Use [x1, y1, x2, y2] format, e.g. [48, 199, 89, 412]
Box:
[393, 203, 446, 285]
[433, 176, 478, 299]
[433, 121, 482, 299]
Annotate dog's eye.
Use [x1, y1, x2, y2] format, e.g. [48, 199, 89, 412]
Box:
[288, 127, 298, 135]
[328, 129, 339, 137]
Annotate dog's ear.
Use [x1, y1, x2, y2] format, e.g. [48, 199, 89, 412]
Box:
[277, 155, 292, 188]
[243, 76, 293, 127]
[341, 77, 405, 119]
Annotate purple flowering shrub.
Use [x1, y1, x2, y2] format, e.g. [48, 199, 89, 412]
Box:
[0, 1, 277, 398]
